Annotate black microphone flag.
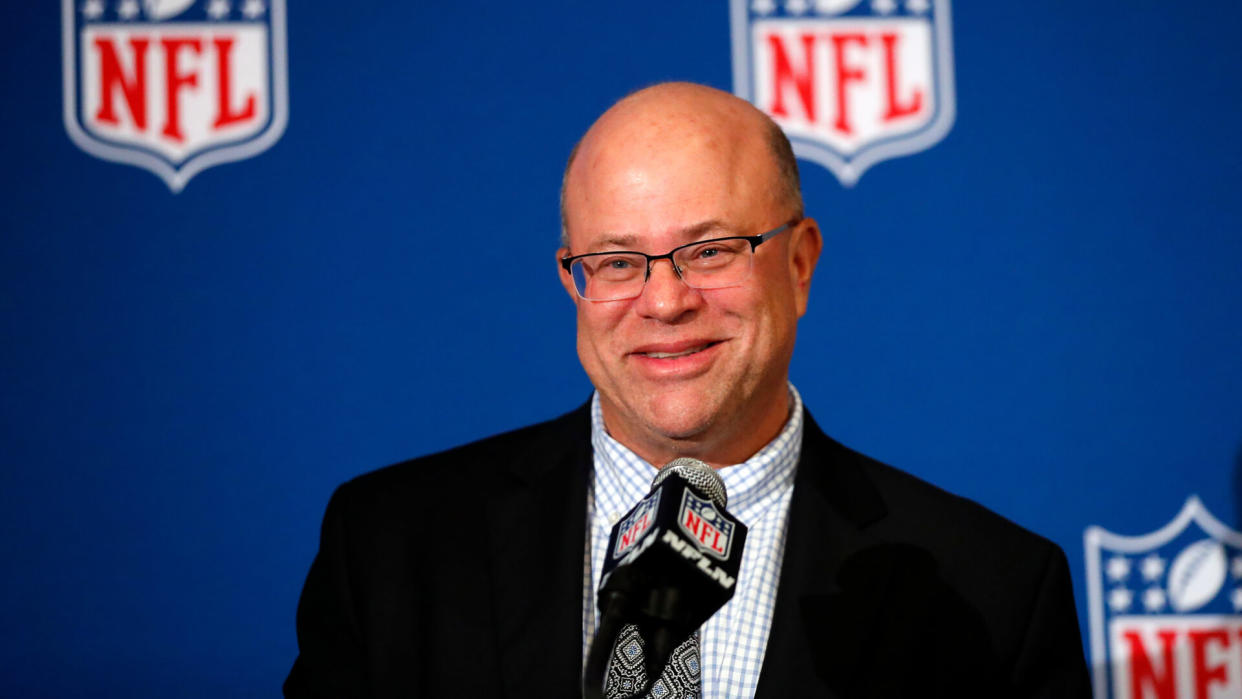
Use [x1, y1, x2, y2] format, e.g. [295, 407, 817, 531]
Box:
[583, 457, 749, 698]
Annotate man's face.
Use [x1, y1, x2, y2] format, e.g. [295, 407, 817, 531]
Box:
[559, 91, 820, 465]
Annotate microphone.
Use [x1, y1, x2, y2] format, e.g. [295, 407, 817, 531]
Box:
[583, 457, 748, 698]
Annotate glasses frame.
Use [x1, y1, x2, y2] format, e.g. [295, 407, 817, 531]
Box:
[560, 220, 799, 301]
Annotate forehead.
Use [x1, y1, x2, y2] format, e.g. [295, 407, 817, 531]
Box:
[583, 220, 736, 252]
[564, 112, 780, 251]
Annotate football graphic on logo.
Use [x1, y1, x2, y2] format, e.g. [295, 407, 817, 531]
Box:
[142, 0, 195, 20]
[809, 0, 865, 14]
[1167, 538, 1227, 612]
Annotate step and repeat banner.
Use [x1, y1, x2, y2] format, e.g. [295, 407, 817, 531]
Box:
[3, 1, 1240, 696]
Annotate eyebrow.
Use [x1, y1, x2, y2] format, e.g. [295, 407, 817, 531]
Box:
[584, 220, 733, 253]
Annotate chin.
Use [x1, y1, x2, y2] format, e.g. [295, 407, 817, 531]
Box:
[640, 395, 721, 442]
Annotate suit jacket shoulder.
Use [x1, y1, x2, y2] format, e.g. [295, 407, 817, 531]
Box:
[756, 412, 1090, 698]
[285, 403, 593, 699]
[340, 403, 591, 504]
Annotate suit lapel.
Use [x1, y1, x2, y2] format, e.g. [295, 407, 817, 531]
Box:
[485, 404, 593, 699]
[756, 412, 895, 697]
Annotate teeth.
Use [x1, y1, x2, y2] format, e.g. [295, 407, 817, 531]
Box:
[644, 345, 708, 359]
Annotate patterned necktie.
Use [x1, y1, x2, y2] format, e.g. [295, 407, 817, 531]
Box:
[603, 623, 701, 699]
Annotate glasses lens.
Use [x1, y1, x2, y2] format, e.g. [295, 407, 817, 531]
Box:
[673, 238, 753, 289]
[570, 253, 647, 300]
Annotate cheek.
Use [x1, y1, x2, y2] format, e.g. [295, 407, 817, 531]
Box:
[733, 292, 797, 356]
[576, 303, 628, 355]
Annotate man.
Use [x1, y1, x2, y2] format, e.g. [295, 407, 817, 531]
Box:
[285, 82, 1091, 697]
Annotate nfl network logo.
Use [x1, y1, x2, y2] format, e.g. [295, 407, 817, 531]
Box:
[61, 0, 288, 192]
[729, 0, 955, 186]
[1085, 496, 1242, 698]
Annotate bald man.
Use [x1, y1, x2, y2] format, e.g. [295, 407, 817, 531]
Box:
[286, 83, 1091, 698]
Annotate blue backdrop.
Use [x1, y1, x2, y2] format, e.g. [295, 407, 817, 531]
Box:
[2, 1, 1240, 696]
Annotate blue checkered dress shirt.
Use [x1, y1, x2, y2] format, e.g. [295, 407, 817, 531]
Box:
[582, 386, 804, 698]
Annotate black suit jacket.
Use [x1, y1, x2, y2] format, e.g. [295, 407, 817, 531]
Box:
[285, 404, 1090, 697]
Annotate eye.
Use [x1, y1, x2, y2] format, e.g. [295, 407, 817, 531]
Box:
[680, 240, 744, 270]
[585, 254, 644, 281]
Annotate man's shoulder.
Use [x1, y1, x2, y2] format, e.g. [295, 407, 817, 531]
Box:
[793, 415, 1090, 693]
[327, 402, 591, 518]
[806, 417, 1059, 562]
[864, 449, 1051, 552]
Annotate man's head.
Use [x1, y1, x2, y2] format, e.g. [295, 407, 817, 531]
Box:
[558, 82, 822, 468]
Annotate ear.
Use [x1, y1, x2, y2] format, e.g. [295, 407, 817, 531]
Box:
[556, 247, 580, 304]
[787, 218, 823, 318]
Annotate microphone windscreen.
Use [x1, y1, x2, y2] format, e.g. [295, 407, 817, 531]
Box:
[649, 456, 727, 509]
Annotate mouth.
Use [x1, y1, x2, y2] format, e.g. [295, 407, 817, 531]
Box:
[633, 340, 722, 360]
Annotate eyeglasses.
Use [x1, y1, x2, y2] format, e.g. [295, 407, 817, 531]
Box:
[560, 221, 798, 301]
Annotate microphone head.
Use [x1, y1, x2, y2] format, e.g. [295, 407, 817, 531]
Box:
[651, 457, 727, 509]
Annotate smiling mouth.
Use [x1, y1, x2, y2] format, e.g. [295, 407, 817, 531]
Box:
[637, 341, 720, 359]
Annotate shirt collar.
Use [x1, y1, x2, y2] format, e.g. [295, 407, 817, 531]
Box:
[590, 385, 803, 520]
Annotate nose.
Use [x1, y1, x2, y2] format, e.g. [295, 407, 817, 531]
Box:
[633, 257, 703, 322]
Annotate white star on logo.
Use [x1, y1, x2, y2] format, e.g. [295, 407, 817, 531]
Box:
[1142, 587, 1166, 612]
[82, 0, 104, 19]
[1232, 555, 1242, 580]
[1141, 554, 1165, 582]
[241, 0, 266, 19]
[206, 0, 230, 20]
[906, 0, 931, 14]
[871, 0, 897, 15]
[117, 0, 140, 20]
[785, 0, 809, 15]
[1232, 588, 1242, 611]
[1108, 587, 1132, 612]
[1106, 555, 1131, 582]
[751, 0, 777, 15]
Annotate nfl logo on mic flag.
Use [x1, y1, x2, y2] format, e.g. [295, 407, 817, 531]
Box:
[614, 490, 660, 560]
[729, 0, 955, 186]
[1085, 496, 1242, 698]
[678, 490, 736, 560]
[61, 0, 288, 192]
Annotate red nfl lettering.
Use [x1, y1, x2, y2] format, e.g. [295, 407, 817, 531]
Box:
[1121, 629, 1176, 698]
[758, 23, 931, 151]
[94, 34, 257, 140]
[86, 30, 264, 150]
[213, 37, 257, 128]
[94, 37, 149, 128]
[1112, 620, 1242, 698]
[766, 30, 921, 137]
[1188, 629, 1234, 699]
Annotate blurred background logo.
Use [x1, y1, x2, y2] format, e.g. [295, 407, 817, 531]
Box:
[1086, 497, 1242, 698]
[731, 0, 954, 186]
[62, 0, 288, 191]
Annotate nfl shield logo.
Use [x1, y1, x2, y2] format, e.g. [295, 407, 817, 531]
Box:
[61, 0, 288, 192]
[1085, 496, 1242, 698]
[678, 490, 736, 560]
[612, 490, 660, 561]
[729, 0, 955, 186]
